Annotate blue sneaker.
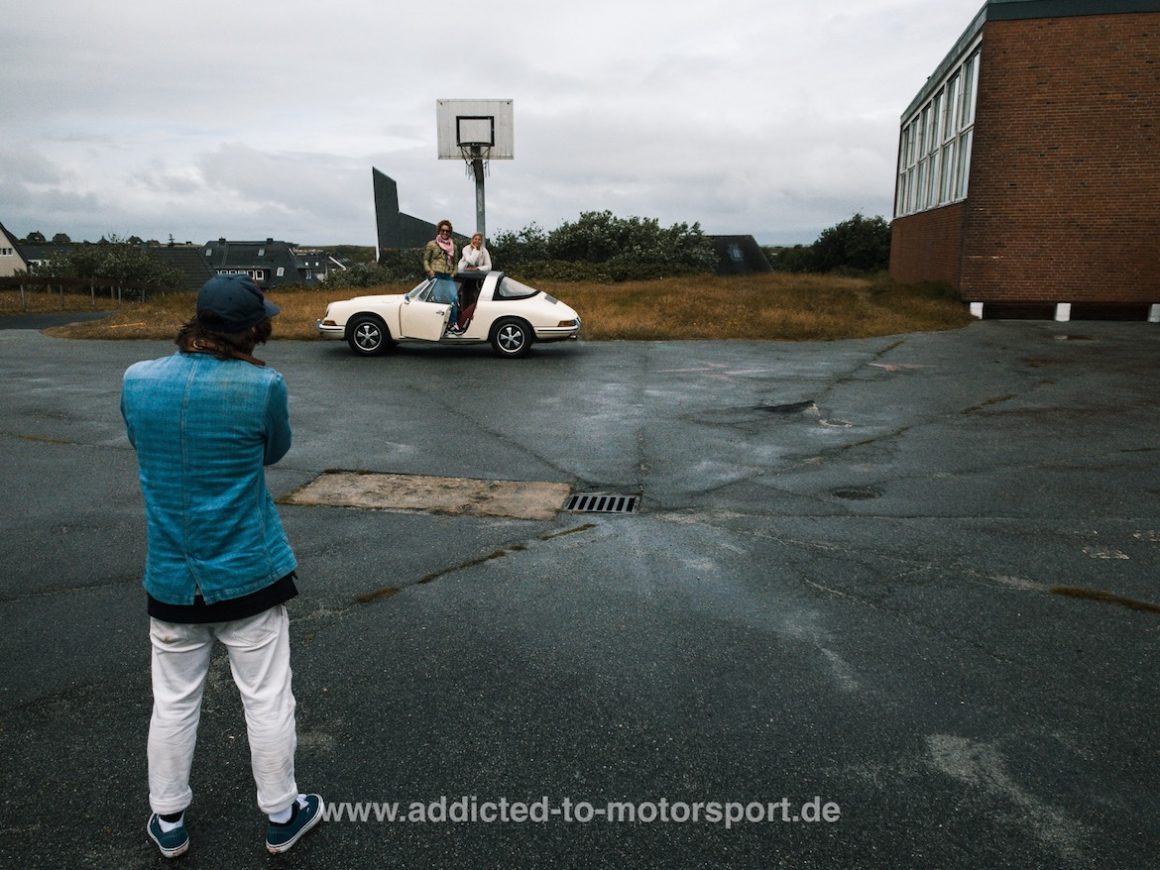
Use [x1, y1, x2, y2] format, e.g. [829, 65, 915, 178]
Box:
[265, 794, 323, 854]
[147, 812, 189, 859]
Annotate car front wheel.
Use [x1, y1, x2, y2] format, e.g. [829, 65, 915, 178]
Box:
[347, 315, 389, 356]
[491, 319, 533, 358]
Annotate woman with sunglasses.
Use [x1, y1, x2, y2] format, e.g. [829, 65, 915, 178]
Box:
[422, 220, 461, 333]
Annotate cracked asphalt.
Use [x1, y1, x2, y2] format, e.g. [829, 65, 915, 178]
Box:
[1, 321, 1158, 869]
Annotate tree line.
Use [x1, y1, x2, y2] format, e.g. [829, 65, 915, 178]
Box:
[329, 211, 892, 290]
[8, 233, 184, 293]
[6, 212, 893, 294]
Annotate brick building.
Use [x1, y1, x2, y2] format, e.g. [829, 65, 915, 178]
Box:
[889, 0, 1160, 320]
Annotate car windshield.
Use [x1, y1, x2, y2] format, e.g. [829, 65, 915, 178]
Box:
[406, 279, 435, 302]
[494, 277, 540, 300]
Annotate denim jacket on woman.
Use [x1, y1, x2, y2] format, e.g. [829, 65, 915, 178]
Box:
[121, 351, 297, 605]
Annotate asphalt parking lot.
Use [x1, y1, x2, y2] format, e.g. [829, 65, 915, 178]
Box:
[1, 319, 1158, 868]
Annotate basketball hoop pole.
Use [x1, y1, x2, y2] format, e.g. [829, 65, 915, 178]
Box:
[470, 145, 487, 241]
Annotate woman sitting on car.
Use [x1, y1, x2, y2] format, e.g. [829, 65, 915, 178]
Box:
[458, 233, 492, 272]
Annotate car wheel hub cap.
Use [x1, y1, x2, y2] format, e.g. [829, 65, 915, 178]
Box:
[499, 327, 523, 350]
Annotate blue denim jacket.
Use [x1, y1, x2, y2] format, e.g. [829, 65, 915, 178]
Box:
[121, 352, 297, 605]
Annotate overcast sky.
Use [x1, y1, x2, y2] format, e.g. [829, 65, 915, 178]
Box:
[0, 0, 985, 247]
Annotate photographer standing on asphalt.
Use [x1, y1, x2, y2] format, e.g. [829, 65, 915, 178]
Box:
[121, 275, 323, 858]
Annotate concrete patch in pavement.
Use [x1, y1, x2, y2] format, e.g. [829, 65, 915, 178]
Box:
[280, 470, 572, 521]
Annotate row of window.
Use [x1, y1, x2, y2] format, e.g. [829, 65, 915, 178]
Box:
[0, 248, 14, 256]
[218, 268, 267, 281]
[896, 45, 980, 217]
[216, 265, 307, 278]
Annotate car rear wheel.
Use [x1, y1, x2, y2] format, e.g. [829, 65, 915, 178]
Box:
[491, 319, 532, 358]
[347, 315, 390, 356]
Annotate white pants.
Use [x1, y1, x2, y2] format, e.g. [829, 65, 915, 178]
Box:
[148, 605, 298, 816]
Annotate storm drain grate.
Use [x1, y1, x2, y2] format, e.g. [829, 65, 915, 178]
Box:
[564, 493, 640, 514]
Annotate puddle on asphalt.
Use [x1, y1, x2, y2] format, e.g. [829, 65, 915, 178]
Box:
[757, 400, 817, 414]
[831, 487, 883, 501]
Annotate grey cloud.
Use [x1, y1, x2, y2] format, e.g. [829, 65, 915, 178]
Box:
[0, 150, 65, 186]
[2, 0, 983, 245]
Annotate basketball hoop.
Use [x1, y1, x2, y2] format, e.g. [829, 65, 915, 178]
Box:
[437, 100, 513, 242]
[459, 143, 490, 179]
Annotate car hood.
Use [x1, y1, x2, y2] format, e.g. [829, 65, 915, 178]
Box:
[337, 293, 407, 305]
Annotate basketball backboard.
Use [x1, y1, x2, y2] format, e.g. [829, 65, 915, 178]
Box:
[436, 99, 514, 160]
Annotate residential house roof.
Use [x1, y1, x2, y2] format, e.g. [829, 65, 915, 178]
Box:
[710, 235, 772, 276]
[201, 238, 302, 287]
[147, 245, 215, 290]
[0, 221, 31, 277]
[13, 241, 72, 266]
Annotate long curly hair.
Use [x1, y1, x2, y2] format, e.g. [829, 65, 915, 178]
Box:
[175, 314, 273, 361]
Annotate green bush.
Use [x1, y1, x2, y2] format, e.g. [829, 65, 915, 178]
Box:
[374, 249, 426, 282]
[764, 244, 819, 274]
[505, 260, 613, 282]
[813, 213, 891, 273]
[765, 213, 893, 275]
[489, 223, 549, 268]
[323, 262, 393, 290]
[489, 211, 716, 282]
[328, 250, 425, 289]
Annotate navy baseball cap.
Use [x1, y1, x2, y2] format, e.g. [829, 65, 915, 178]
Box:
[196, 275, 280, 332]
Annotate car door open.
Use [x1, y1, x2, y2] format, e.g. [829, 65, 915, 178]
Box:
[399, 282, 451, 341]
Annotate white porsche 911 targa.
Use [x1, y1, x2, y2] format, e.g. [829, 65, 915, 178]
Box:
[317, 271, 581, 358]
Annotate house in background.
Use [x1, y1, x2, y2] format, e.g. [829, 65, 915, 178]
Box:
[710, 235, 772, 276]
[200, 238, 345, 288]
[890, 0, 1160, 321]
[293, 248, 347, 283]
[0, 221, 30, 277]
[12, 241, 69, 274]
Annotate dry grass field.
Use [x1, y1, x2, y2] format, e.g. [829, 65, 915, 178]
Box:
[3, 272, 973, 342]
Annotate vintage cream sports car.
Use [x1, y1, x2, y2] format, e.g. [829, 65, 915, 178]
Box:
[316, 271, 581, 358]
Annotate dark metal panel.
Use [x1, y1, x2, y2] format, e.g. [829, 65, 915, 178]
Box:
[987, 0, 1160, 19]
